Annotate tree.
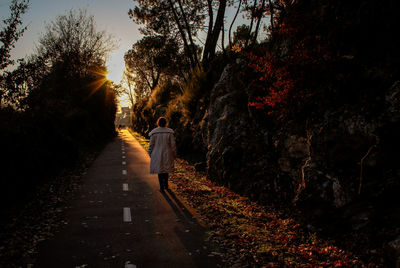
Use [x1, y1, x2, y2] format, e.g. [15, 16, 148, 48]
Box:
[36, 9, 115, 75]
[228, 0, 243, 49]
[0, 0, 29, 71]
[130, 0, 205, 69]
[124, 35, 184, 96]
[202, 0, 227, 67]
[0, 8, 118, 215]
[0, 0, 29, 106]
[25, 9, 117, 132]
[0, 58, 43, 110]
[130, 0, 232, 70]
[252, 0, 266, 44]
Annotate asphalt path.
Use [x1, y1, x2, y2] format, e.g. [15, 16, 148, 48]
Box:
[35, 129, 220, 268]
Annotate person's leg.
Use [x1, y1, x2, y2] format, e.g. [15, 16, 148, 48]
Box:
[163, 173, 169, 190]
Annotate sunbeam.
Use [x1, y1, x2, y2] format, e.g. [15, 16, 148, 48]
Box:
[86, 68, 110, 98]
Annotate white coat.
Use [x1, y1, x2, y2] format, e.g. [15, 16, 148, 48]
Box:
[148, 127, 177, 174]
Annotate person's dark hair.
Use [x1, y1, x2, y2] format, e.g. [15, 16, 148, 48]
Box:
[157, 117, 167, 127]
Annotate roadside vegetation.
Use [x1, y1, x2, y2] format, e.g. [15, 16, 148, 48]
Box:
[1, 4, 118, 214]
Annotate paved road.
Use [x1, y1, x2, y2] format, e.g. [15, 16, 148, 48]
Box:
[35, 129, 219, 268]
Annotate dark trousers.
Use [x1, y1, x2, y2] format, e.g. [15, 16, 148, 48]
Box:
[158, 173, 169, 190]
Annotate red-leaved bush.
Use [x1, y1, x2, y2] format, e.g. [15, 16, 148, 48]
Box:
[245, 2, 332, 117]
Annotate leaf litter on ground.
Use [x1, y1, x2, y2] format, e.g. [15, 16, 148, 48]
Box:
[132, 130, 371, 267]
[0, 153, 97, 268]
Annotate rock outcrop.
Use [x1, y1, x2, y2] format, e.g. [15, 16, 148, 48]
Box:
[201, 61, 400, 261]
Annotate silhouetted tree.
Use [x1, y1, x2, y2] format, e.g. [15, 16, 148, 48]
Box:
[0, 0, 29, 106]
[124, 35, 184, 95]
[0, 0, 29, 71]
[0, 8, 118, 213]
[130, 0, 205, 69]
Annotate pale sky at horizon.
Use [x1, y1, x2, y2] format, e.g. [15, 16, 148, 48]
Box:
[0, 0, 141, 84]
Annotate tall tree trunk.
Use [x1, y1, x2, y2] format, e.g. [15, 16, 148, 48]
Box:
[202, 0, 214, 67]
[202, 0, 227, 68]
[176, 0, 200, 67]
[229, 0, 242, 48]
[167, 0, 196, 68]
[252, 0, 266, 44]
[245, 0, 257, 47]
[268, 0, 274, 30]
[221, 19, 226, 54]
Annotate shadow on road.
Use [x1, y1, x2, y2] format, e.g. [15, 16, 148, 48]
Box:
[162, 190, 200, 225]
[161, 190, 220, 267]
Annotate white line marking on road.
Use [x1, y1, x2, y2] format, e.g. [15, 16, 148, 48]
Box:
[122, 156, 126, 159]
[122, 161, 126, 165]
[122, 170, 127, 175]
[122, 151, 125, 154]
[125, 264, 137, 268]
[123, 183, 128, 191]
[123, 207, 132, 222]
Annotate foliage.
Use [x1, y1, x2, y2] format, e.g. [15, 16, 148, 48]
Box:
[129, 0, 205, 68]
[0, 0, 29, 71]
[130, 79, 182, 136]
[232, 24, 253, 49]
[0, 0, 29, 106]
[0, 9, 117, 210]
[124, 35, 187, 96]
[246, 0, 400, 118]
[175, 67, 207, 119]
[36, 9, 115, 72]
[125, 0, 273, 116]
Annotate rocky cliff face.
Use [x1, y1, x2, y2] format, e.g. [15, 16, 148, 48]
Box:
[201, 61, 293, 203]
[201, 61, 400, 261]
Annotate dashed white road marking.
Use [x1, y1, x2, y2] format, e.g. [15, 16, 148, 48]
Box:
[123, 207, 132, 222]
[122, 156, 126, 159]
[122, 161, 126, 165]
[125, 264, 137, 268]
[123, 183, 129, 191]
[122, 170, 127, 175]
[122, 151, 125, 154]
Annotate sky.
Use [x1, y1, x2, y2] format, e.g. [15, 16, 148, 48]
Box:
[1, 0, 262, 107]
[0, 0, 141, 84]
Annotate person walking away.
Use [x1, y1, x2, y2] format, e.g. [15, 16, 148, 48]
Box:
[148, 117, 177, 192]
